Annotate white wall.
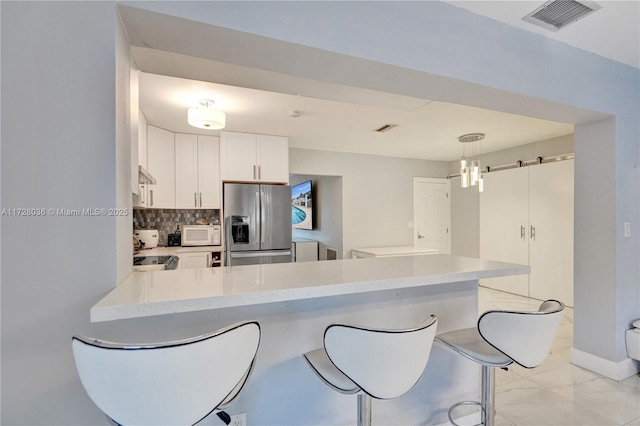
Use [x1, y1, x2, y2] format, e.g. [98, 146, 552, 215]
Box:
[448, 134, 575, 175]
[290, 148, 450, 257]
[1, 2, 120, 423]
[116, 8, 134, 284]
[450, 135, 575, 258]
[290, 174, 344, 259]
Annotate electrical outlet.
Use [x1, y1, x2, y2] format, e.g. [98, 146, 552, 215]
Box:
[230, 413, 246, 426]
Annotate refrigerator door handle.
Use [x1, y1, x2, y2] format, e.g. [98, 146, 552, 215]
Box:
[255, 191, 262, 244]
[224, 215, 232, 266]
[231, 250, 292, 258]
[260, 190, 266, 244]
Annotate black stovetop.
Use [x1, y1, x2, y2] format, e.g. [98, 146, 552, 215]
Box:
[133, 255, 179, 270]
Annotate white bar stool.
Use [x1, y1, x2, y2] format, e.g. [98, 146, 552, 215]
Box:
[435, 300, 564, 426]
[303, 315, 438, 426]
[72, 321, 260, 426]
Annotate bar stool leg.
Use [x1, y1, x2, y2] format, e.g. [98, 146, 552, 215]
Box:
[481, 365, 495, 426]
[357, 393, 372, 426]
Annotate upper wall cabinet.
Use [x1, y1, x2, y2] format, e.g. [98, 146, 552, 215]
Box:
[175, 134, 221, 209]
[138, 112, 148, 171]
[220, 131, 289, 183]
[133, 112, 148, 207]
[146, 125, 175, 208]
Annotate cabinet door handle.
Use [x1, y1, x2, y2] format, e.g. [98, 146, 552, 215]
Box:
[199, 192, 202, 207]
[194, 193, 198, 208]
[530, 225, 536, 241]
[140, 185, 145, 204]
[417, 233, 425, 239]
[521, 225, 525, 240]
[150, 189, 154, 207]
[258, 165, 261, 180]
[253, 165, 257, 180]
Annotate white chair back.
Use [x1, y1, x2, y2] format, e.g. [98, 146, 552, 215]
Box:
[478, 300, 564, 368]
[324, 315, 437, 399]
[72, 321, 260, 426]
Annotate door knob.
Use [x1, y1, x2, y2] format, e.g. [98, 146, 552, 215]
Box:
[417, 234, 425, 239]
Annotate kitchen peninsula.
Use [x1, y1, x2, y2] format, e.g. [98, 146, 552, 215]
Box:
[91, 254, 529, 425]
[92, 254, 527, 322]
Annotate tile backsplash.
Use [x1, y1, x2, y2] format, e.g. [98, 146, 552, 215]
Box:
[133, 209, 220, 246]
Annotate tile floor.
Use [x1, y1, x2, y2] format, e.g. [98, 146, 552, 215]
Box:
[476, 286, 640, 426]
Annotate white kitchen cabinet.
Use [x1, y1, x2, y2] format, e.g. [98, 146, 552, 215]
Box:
[133, 112, 149, 207]
[175, 134, 221, 209]
[146, 125, 175, 208]
[177, 249, 222, 269]
[256, 134, 289, 183]
[479, 160, 574, 306]
[178, 251, 211, 269]
[130, 67, 140, 194]
[293, 238, 318, 262]
[138, 112, 148, 171]
[196, 136, 221, 208]
[220, 131, 288, 183]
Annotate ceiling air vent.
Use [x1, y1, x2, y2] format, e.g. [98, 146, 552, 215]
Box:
[522, 0, 602, 32]
[374, 124, 398, 133]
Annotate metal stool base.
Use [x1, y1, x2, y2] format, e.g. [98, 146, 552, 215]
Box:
[357, 393, 372, 426]
[448, 365, 496, 426]
[448, 400, 483, 426]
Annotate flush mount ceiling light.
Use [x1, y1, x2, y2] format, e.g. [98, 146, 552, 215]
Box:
[187, 99, 226, 130]
[522, 0, 602, 32]
[459, 133, 485, 192]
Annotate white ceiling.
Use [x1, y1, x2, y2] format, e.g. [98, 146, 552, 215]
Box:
[137, 0, 640, 163]
[444, 1, 639, 68]
[139, 71, 574, 162]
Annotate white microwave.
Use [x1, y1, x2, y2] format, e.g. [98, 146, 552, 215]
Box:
[181, 224, 221, 246]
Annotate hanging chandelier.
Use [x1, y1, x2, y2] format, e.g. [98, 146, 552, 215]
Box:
[459, 133, 485, 192]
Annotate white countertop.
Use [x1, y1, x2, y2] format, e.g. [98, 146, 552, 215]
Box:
[351, 245, 439, 257]
[92, 254, 529, 323]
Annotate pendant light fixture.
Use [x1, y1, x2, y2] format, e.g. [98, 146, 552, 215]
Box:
[187, 99, 226, 130]
[458, 133, 485, 192]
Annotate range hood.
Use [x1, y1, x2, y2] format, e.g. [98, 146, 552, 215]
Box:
[138, 165, 156, 185]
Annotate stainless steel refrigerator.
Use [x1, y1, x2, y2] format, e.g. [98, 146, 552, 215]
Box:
[223, 183, 292, 266]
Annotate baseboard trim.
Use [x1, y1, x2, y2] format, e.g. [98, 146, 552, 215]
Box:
[571, 347, 639, 381]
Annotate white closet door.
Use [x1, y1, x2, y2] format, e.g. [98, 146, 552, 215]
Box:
[528, 160, 574, 306]
[480, 167, 529, 296]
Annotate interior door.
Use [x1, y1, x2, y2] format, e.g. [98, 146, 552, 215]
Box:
[479, 167, 529, 296]
[528, 160, 574, 306]
[413, 178, 450, 254]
